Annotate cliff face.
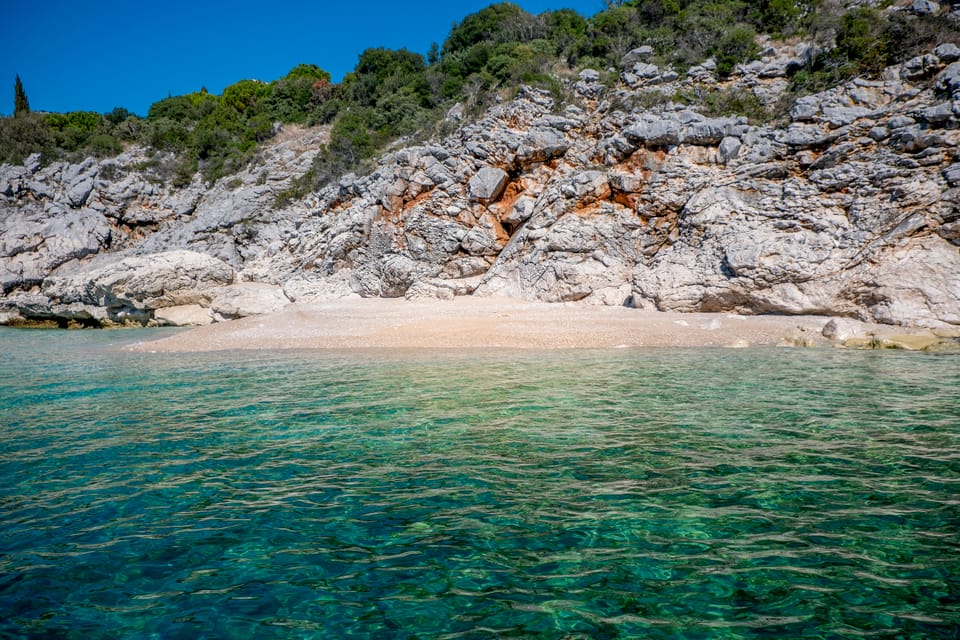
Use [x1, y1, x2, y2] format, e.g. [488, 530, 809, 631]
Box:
[2, 42, 959, 328]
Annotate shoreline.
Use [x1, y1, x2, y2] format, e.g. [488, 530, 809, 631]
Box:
[124, 297, 957, 353]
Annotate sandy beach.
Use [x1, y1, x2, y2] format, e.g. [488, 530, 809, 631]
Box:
[124, 296, 922, 353]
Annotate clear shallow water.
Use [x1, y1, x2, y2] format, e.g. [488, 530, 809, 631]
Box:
[1, 328, 958, 639]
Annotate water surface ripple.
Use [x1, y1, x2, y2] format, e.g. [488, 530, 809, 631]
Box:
[1, 329, 959, 638]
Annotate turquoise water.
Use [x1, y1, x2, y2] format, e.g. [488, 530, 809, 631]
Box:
[1, 328, 958, 639]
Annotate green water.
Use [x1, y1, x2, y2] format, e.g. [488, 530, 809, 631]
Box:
[1, 328, 958, 638]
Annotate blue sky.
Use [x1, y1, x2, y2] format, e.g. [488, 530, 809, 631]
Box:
[2, 0, 602, 117]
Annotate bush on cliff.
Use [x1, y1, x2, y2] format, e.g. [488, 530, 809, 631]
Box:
[0, 113, 55, 164]
[790, 6, 960, 94]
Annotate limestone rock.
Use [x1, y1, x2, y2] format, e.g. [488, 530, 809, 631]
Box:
[66, 177, 95, 208]
[469, 167, 509, 204]
[42, 250, 234, 317]
[622, 46, 654, 67]
[1, 207, 111, 293]
[910, 0, 939, 15]
[902, 54, 940, 80]
[854, 237, 960, 328]
[154, 304, 213, 326]
[874, 334, 944, 350]
[23, 153, 41, 174]
[574, 69, 604, 98]
[944, 163, 960, 187]
[0, 308, 25, 325]
[282, 272, 357, 303]
[405, 281, 455, 301]
[936, 62, 960, 99]
[517, 128, 569, 165]
[578, 68, 601, 82]
[822, 317, 868, 341]
[719, 136, 742, 163]
[791, 96, 821, 122]
[935, 43, 960, 63]
[687, 58, 716, 82]
[209, 282, 289, 319]
[624, 118, 682, 147]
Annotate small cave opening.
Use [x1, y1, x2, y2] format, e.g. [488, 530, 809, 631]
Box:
[55, 316, 103, 329]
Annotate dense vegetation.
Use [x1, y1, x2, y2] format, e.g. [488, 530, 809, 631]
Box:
[2, 1, 957, 191]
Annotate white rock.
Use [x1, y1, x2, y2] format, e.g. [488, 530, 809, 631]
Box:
[468, 167, 509, 204]
[822, 318, 865, 341]
[210, 283, 289, 319]
[154, 304, 213, 326]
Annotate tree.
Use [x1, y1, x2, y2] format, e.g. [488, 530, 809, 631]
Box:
[14, 74, 30, 117]
[284, 63, 331, 83]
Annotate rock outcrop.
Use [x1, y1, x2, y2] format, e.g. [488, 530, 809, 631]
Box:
[2, 44, 959, 328]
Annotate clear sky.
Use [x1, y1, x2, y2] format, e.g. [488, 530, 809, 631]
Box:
[2, 0, 602, 117]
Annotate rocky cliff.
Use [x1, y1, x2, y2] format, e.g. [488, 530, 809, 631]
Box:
[2, 40, 959, 328]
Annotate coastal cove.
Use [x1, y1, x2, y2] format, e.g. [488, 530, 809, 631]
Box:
[4, 1, 960, 637]
[2, 328, 958, 637]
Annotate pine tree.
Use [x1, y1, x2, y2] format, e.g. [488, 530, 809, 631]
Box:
[14, 74, 30, 117]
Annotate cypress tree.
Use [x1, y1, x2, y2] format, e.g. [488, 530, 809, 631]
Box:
[14, 74, 30, 117]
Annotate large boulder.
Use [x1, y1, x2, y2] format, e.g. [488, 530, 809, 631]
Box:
[42, 250, 235, 316]
[936, 62, 960, 99]
[516, 128, 569, 165]
[624, 118, 682, 147]
[209, 283, 290, 320]
[0, 207, 111, 293]
[154, 304, 213, 326]
[910, 0, 939, 15]
[468, 167, 509, 204]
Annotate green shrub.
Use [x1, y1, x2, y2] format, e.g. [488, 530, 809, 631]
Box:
[104, 107, 133, 125]
[260, 77, 316, 122]
[172, 155, 197, 187]
[546, 9, 588, 62]
[85, 134, 123, 157]
[712, 25, 761, 78]
[675, 86, 770, 122]
[443, 3, 531, 56]
[748, 0, 806, 35]
[45, 111, 102, 134]
[580, 6, 641, 62]
[836, 8, 890, 75]
[630, 0, 684, 25]
[148, 95, 200, 121]
[221, 79, 269, 115]
[0, 113, 55, 164]
[330, 111, 375, 160]
[144, 117, 190, 151]
[273, 168, 314, 208]
[98, 162, 123, 181]
[243, 114, 274, 146]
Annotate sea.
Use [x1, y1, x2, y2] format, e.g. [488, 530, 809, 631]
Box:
[1, 327, 958, 639]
